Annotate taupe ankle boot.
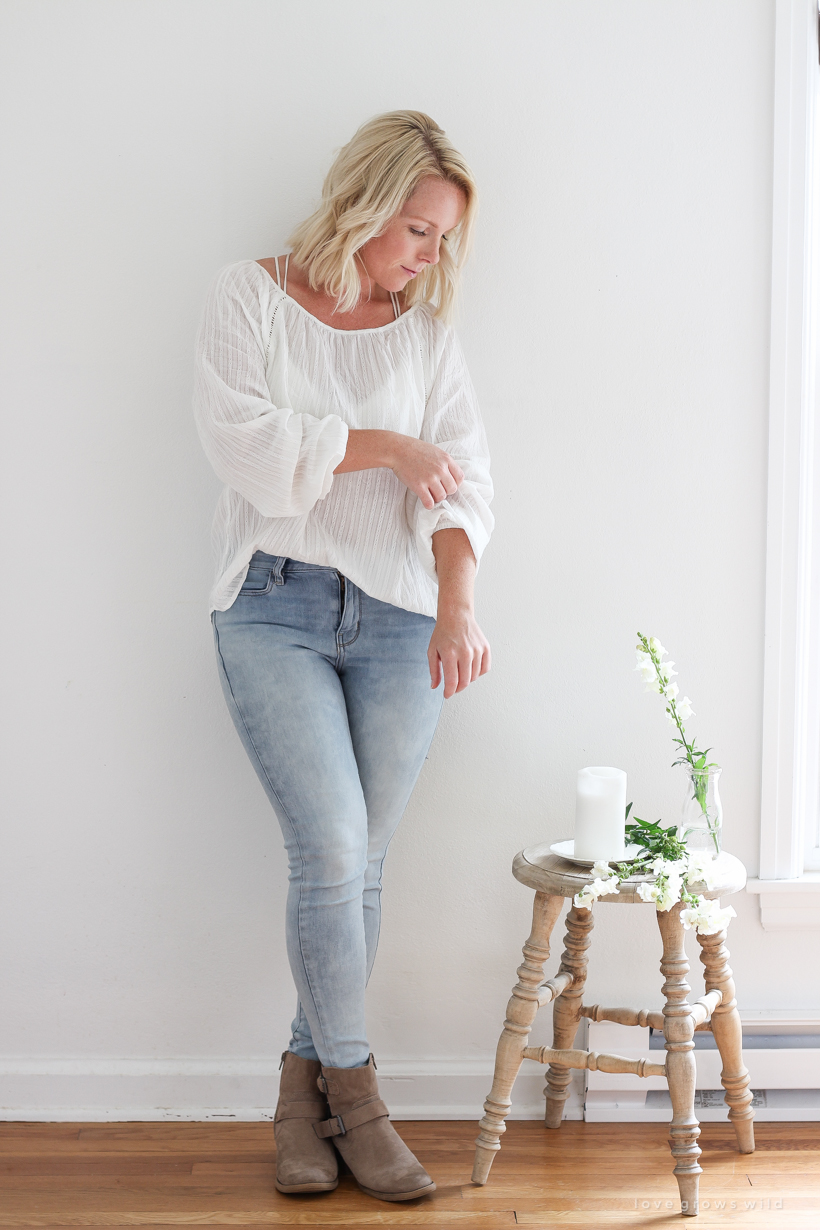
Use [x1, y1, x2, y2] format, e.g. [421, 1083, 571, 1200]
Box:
[314, 1056, 435, 1202]
[274, 1052, 339, 1193]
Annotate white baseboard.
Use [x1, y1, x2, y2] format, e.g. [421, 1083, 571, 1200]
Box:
[585, 1088, 820, 1122]
[0, 1058, 584, 1123]
[8, 1011, 814, 1124]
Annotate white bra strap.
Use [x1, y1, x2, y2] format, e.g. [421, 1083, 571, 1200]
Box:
[390, 291, 400, 320]
[283, 253, 290, 296]
[273, 255, 281, 289]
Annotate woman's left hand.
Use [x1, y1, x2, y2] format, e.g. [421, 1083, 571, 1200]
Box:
[428, 608, 491, 699]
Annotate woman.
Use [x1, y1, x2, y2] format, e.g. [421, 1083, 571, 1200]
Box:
[194, 111, 493, 1203]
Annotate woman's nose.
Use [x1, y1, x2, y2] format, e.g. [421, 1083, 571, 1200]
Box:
[421, 237, 441, 266]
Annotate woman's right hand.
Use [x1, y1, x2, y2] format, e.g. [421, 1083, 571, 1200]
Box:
[388, 435, 464, 510]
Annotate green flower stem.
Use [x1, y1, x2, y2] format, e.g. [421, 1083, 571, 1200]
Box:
[636, 632, 721, 855]
[636, 633, 697, 771]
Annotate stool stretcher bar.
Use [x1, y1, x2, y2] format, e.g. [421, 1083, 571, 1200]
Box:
[536, 972, 573, 1006]
[579, 989, 724, 1034]
[523, 1045, 666, 1078]
[580, 1003, 665, 1030]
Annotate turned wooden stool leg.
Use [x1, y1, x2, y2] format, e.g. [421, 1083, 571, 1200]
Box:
[544, 903, 594, 1128]
[472, 892, 565, 1185]
[658, 904, 701, 1217]
[697, 924, 755, 1154]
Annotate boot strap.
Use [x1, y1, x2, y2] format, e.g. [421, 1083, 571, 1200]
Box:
[275, 1098, 327, 1123]
[313, 1097, 389, 1138]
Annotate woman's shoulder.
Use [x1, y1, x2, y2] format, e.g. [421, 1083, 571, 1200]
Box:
[408, 300, 451, 344]
[200, 261, 286, 338]
[409, 302, 463, 366]
[208, 258, 282, 301]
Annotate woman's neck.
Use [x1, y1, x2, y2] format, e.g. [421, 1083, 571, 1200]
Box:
[257, 256, 401, 331]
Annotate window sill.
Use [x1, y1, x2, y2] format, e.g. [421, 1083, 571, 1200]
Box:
[746, 875, 820, 930]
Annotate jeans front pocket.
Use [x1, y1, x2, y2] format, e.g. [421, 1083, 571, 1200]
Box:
[238, 561, 274, 596]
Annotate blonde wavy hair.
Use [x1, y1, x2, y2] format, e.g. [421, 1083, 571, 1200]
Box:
[288, 111, 477, 324]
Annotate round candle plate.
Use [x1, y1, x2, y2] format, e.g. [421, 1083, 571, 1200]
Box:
[549, 838, 642, 867]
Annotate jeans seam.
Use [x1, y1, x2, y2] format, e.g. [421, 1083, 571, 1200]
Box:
[336, 585, 362, 657]
[211, 614, 331, 1062]
[365, 852, 388, 986]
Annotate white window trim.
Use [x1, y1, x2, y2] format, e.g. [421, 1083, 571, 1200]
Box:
[747, 0, 820, 926]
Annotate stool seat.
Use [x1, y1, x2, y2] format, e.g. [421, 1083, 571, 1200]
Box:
[515, 845, 747, 902]
[471, 847, 754, 1218]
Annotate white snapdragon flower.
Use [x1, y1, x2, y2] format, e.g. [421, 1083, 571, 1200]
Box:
[658, 661, 677, 683]
[596, 875, 621, 896]
[677, 696, 695, 720]
[592, 859, 613, 878]
[638, 863, 683, 912]
[685, 852, 719, 889]
[658, 873, 683, 910]
[637, 881, 663, 905]
[574, 870, 621, 909]
[649, 638, 667, 657]
[664, 681, 679, 701]
[680, 898, 737, 935]
[649, 856, 685, 877]
[637, 879, 677, 911]
[588, 874, 620, 898]
[635, 654, 656, 684]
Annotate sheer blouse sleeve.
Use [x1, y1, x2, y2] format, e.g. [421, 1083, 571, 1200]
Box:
[193, 264, 349, 519]
[413, 328, 494, 579]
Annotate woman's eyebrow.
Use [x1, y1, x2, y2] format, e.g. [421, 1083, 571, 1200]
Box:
[404, 215, 441, 229]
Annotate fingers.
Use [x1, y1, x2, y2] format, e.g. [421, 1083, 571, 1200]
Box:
[439, 644, 489, 698]
[439, 460, 462, 499]
[428, 642, 461, 699]
[405, 447, 464, 509]
[441, 649, 460, 700]
[464, 642, 490, 688]
[429, 621, 491, 701]
[423, 471, 459, 508]
[418, 480, 452, 509]
[428, 644, 442, 690]
[395, 440, 465, 507]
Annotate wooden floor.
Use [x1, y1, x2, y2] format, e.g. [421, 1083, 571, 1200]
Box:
[0, 1119, 818, 1228]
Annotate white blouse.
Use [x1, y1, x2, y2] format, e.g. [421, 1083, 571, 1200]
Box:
[193, 259, 493, 617]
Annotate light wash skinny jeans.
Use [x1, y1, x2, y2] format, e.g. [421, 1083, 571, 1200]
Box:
[212, 553, 443, 1069]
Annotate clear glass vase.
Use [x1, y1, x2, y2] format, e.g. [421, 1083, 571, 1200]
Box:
[680, 765, 722, 855]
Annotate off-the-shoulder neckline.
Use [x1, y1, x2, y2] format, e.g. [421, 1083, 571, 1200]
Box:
[252, 260, 420, 336]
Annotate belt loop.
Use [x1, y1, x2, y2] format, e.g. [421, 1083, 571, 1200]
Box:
[272, 557, 286, 586]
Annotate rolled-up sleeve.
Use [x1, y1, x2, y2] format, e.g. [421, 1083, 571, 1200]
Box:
[413, 329, 494, 579]
[193, 265, 348, 518]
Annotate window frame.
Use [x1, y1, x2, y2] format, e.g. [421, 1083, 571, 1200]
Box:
[748, 0, 820, 925]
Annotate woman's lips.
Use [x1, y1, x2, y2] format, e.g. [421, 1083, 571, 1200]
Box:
[401, 266, 418, 277]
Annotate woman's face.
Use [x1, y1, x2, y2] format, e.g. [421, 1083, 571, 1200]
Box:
[360, 176, 467, 294]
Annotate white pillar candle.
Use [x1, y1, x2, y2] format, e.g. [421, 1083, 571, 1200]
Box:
[574, 766, 627, 861]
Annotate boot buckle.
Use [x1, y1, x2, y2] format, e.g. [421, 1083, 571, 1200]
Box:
[334, 1114, 346, 1136]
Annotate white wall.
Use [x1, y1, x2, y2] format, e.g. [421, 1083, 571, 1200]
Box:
[2, 0, 813, 1120]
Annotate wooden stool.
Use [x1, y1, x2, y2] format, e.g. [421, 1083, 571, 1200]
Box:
[472, 846, 755, 1217]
